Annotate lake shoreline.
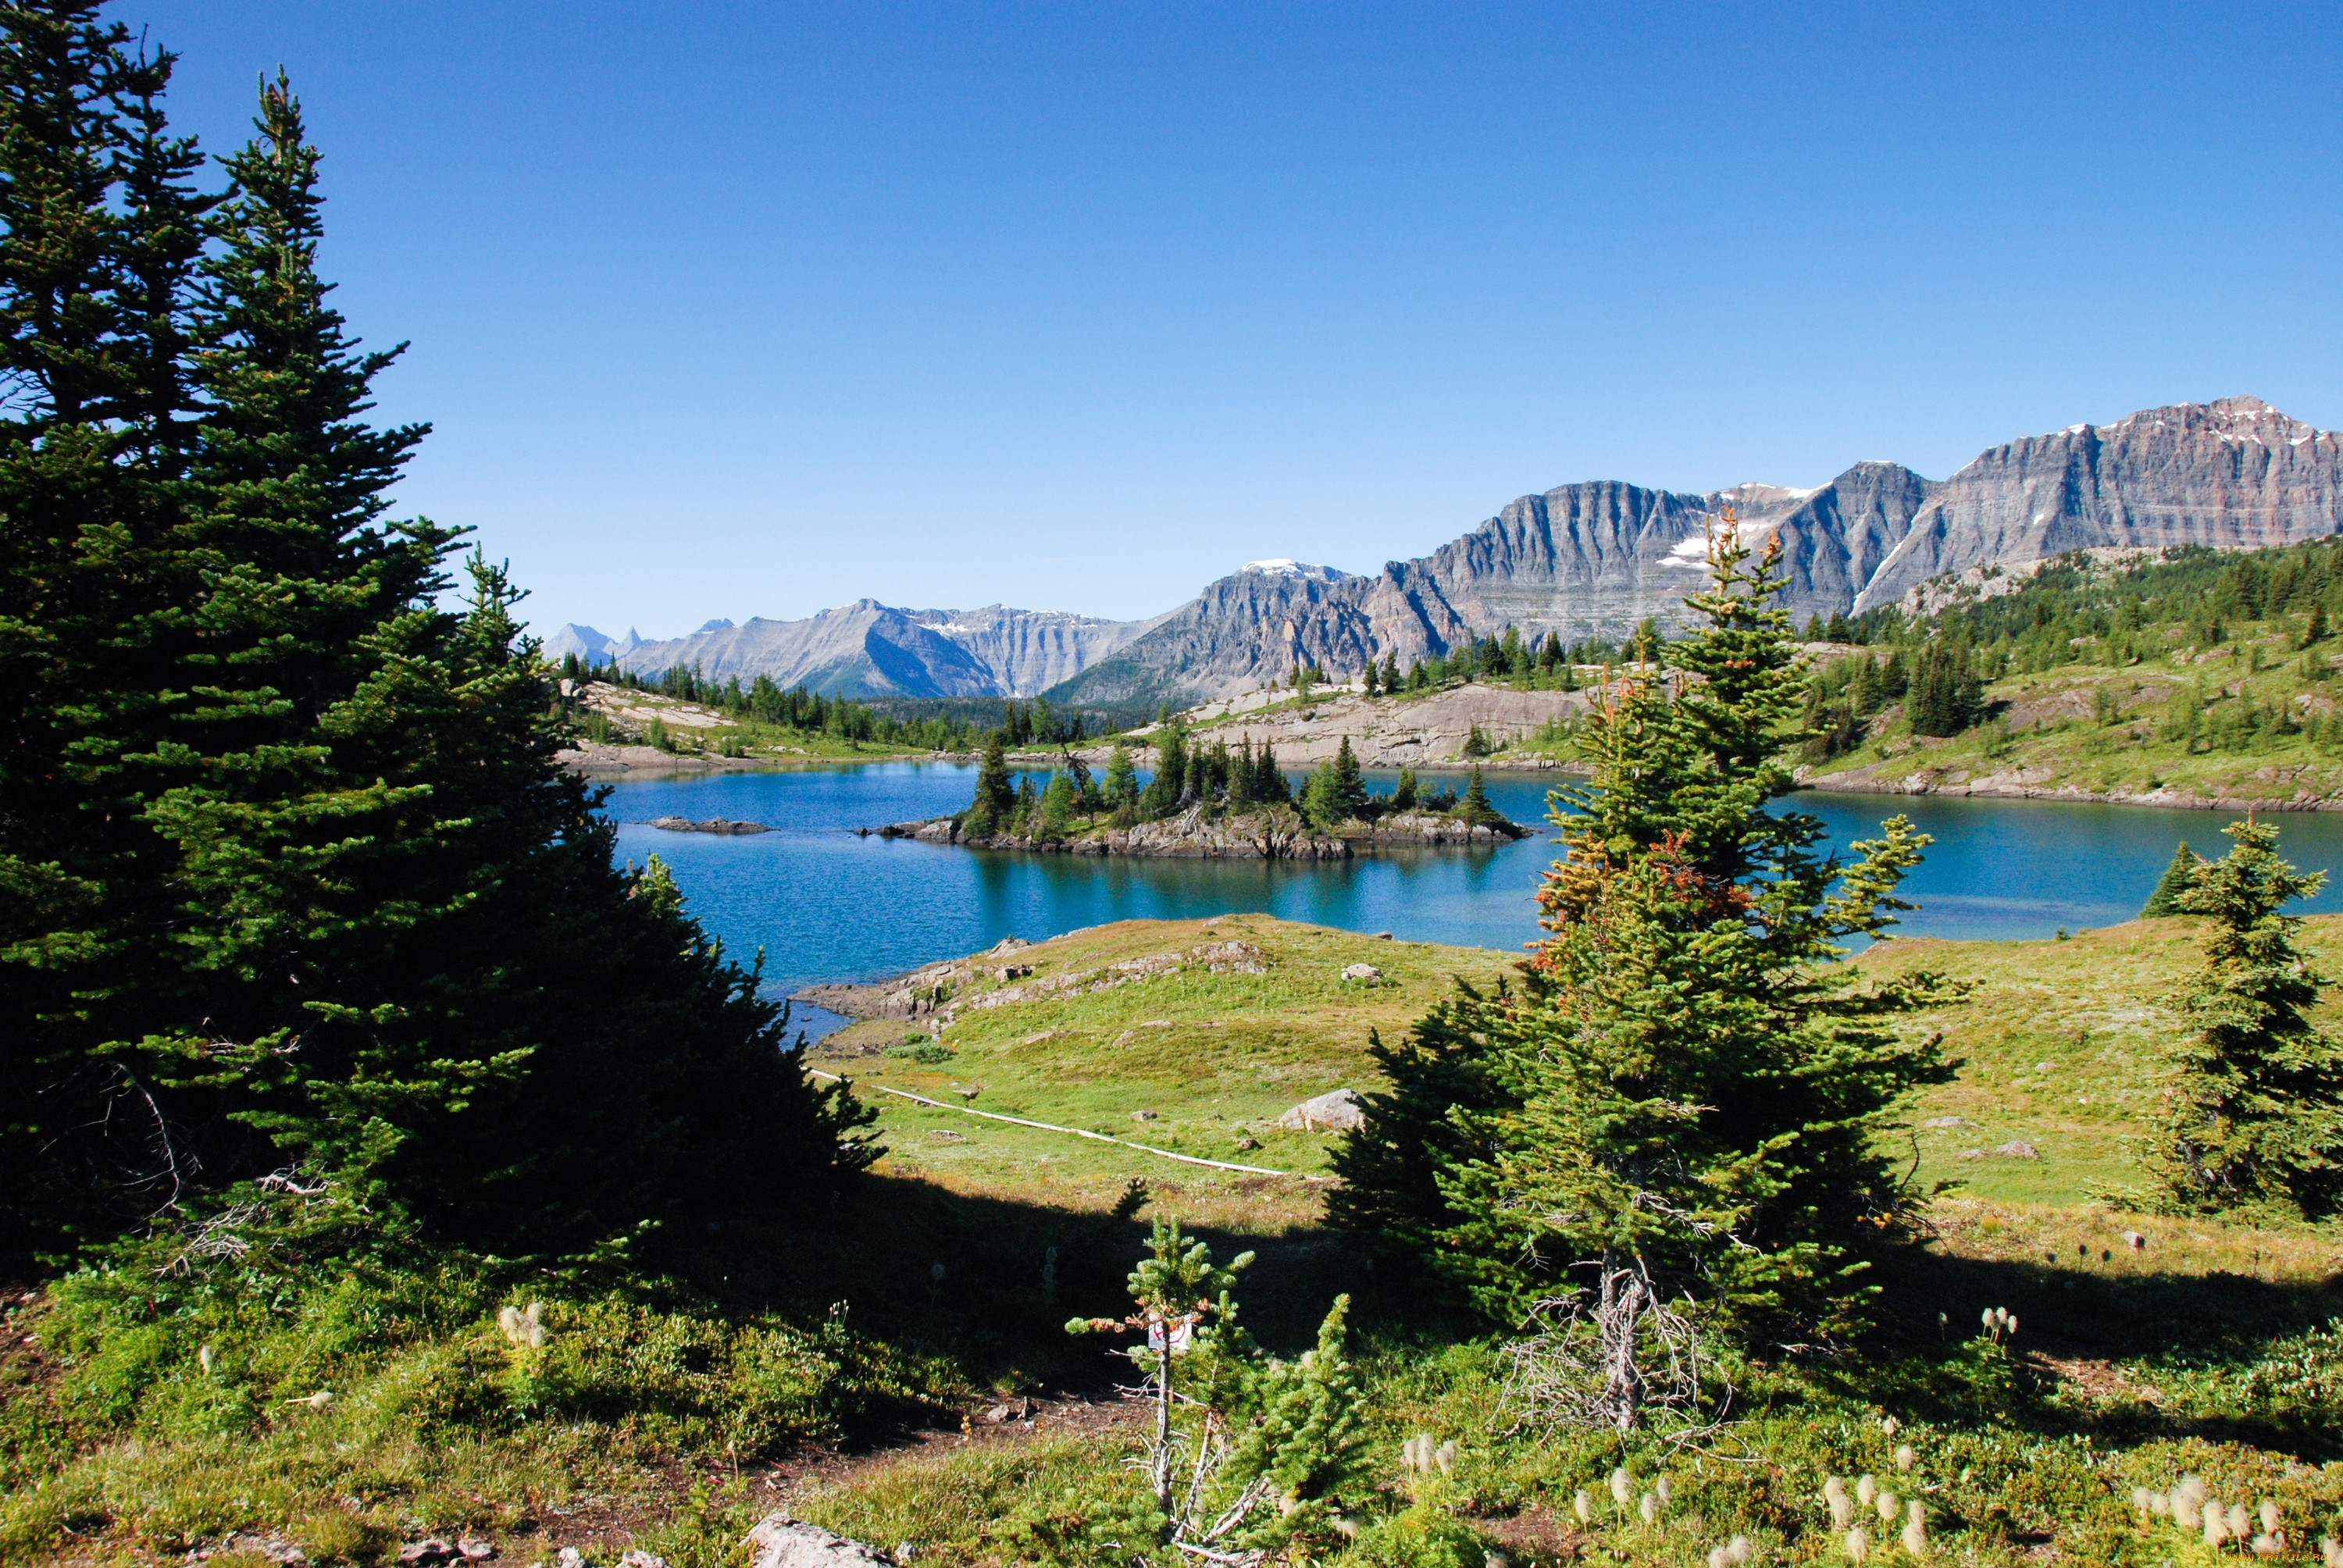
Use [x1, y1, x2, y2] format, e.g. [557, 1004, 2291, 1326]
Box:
[1796, 769, 2343, 814]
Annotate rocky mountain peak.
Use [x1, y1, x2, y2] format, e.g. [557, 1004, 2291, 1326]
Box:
[1240, 559, 1350, 582]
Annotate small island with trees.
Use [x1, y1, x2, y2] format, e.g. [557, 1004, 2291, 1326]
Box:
[881, 725, 1529, 857]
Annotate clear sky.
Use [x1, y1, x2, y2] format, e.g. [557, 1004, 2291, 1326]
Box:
[121, 2, 2343, 636]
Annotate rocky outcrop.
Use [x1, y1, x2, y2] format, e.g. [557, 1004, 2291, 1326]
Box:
[1172, 681, 1590, 767]
[743, 1514, 896, 1568]
[877, 802, 1527, 858]
[548, 601, 1169, 699]
[1278, 1089, 1365, 1131]
[650, 816, 770, 835]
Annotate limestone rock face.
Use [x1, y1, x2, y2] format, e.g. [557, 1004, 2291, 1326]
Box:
[1856, 397, 2343, 611]
[743, 1515, 896, 1568]
[1052, 397, 2341, 705]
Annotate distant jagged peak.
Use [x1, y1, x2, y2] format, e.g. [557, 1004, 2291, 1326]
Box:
[695, 618, 735, 633]
[2071, 396, 2329, 447]
[1239, 558, 1350, 582]
[1710, 480, 1819, 508]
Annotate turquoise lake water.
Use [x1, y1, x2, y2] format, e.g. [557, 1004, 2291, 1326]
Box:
[598, 764, 2343, 1021]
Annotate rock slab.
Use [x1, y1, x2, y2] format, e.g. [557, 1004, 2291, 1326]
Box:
[1278, 1089, 1365, 1131]
[744, 1515, 896, 1568]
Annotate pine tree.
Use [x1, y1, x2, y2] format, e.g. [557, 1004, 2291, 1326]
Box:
[1332, 519, 1955, 1381]
[1362, 657, 1379, 697]
[1254, 741, 1289, 804]
[1104, 740, 1139, 822]
[1392, 766, 1418, 811]
[1225, 737, 1255, 809]
[1382, 651, 1398, 690]
[2301, 600, 2327, 649]
[966, 729, 1015, 836]
[2145, 821, 2343, 1219]
[1329, 735, 1368, 821]
[1141, 722, 1187, 818]
[2141, 842, 2202, 918]
[1454, 764, 1503, 828]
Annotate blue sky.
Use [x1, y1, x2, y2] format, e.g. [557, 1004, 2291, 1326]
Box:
[123, 2, 2343, 633]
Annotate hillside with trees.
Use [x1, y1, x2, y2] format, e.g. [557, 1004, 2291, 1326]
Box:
[1796, 539, 2343, 805]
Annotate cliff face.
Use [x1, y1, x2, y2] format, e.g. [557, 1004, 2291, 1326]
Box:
[1856, 397, 2343, 611]
[547, 601, 1164, 698]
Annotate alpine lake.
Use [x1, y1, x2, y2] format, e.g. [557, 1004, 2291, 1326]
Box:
[596, 761, 2343, 1038]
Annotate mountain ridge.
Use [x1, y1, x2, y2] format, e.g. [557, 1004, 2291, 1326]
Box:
[555, 396, 2341, 708]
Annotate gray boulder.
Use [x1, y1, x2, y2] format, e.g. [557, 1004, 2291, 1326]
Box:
[744, 1515, 896, 1568]
[1278, 1089, 1365, 1131]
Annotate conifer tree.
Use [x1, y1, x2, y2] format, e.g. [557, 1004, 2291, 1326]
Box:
[1254, 741, 1289, 804]
[1329, 735, 1368, 821]
[2145, 821, 2343, 1219]
[965, 729, 1015, 836]
[1362, 657, 1379, 697]
[1104, 740, 1139, 823]
[2142, 842, 2202, 918]
[1382, 651, 1399, 690]
[1455, 764, 1503, 828]
[4, 41, 877, 1253]
[1226, 737, 1256, 809]
[1141, 722, 1187, 818]
[1039, 772, 1074, 838]
[1392, 766, 1418, 811]
[1332, 520, 1954, 1388]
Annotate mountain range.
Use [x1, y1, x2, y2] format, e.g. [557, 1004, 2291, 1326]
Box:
[551, 396, 2343, 707]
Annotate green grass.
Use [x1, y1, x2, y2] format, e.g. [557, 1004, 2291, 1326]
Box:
[1804, 618, 2343, 802]
[15, 914, 2343, 1567]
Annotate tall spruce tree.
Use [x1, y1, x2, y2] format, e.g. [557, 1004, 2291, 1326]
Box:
[2145, 821, 2343, 1219]
[2, 40, 875, 1257]
[0, 2, 216, 1242]
[1332, 520, 1955, 1403]
[965, 729, 1015, 836]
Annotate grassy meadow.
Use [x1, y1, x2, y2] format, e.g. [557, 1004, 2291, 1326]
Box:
[10, 912, 2343, 1566]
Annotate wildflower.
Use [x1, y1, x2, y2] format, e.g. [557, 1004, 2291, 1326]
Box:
[1900, 1500, 1928, 1558]
[1639, 1492, 1660, 1526]
[2228, 1505, 2250, 1540]
[1876, 1489, 1899, 1525]
[2206, 1500, 2228, 1548]
[1894, 1444, 1915, 1473]
[1724, 1536, 1753, 1565]
[1573, 1490, 1592, 1525]
[2320, 1534, 2341, 1567]
[2262, 1501, 2282, 1535]
[1611, 1467, 1633, 1509]
[1825, 1476, 1854, 1530]
[196, 1344, 216, 1375]
[1844, 1526, 1870, 1562]
[1435, 1439, 1457, 1475]
[497, 1301, 548, 1351]
[2171, 1484, 2202, 1531]
[2131, 1487, 2154, 1517]
[1656, 1477, 1673, 1504]
[1856, 1475, 1877, 1508]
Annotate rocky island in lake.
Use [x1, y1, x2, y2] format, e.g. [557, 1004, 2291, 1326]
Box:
[877, 726, 1530, 858]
